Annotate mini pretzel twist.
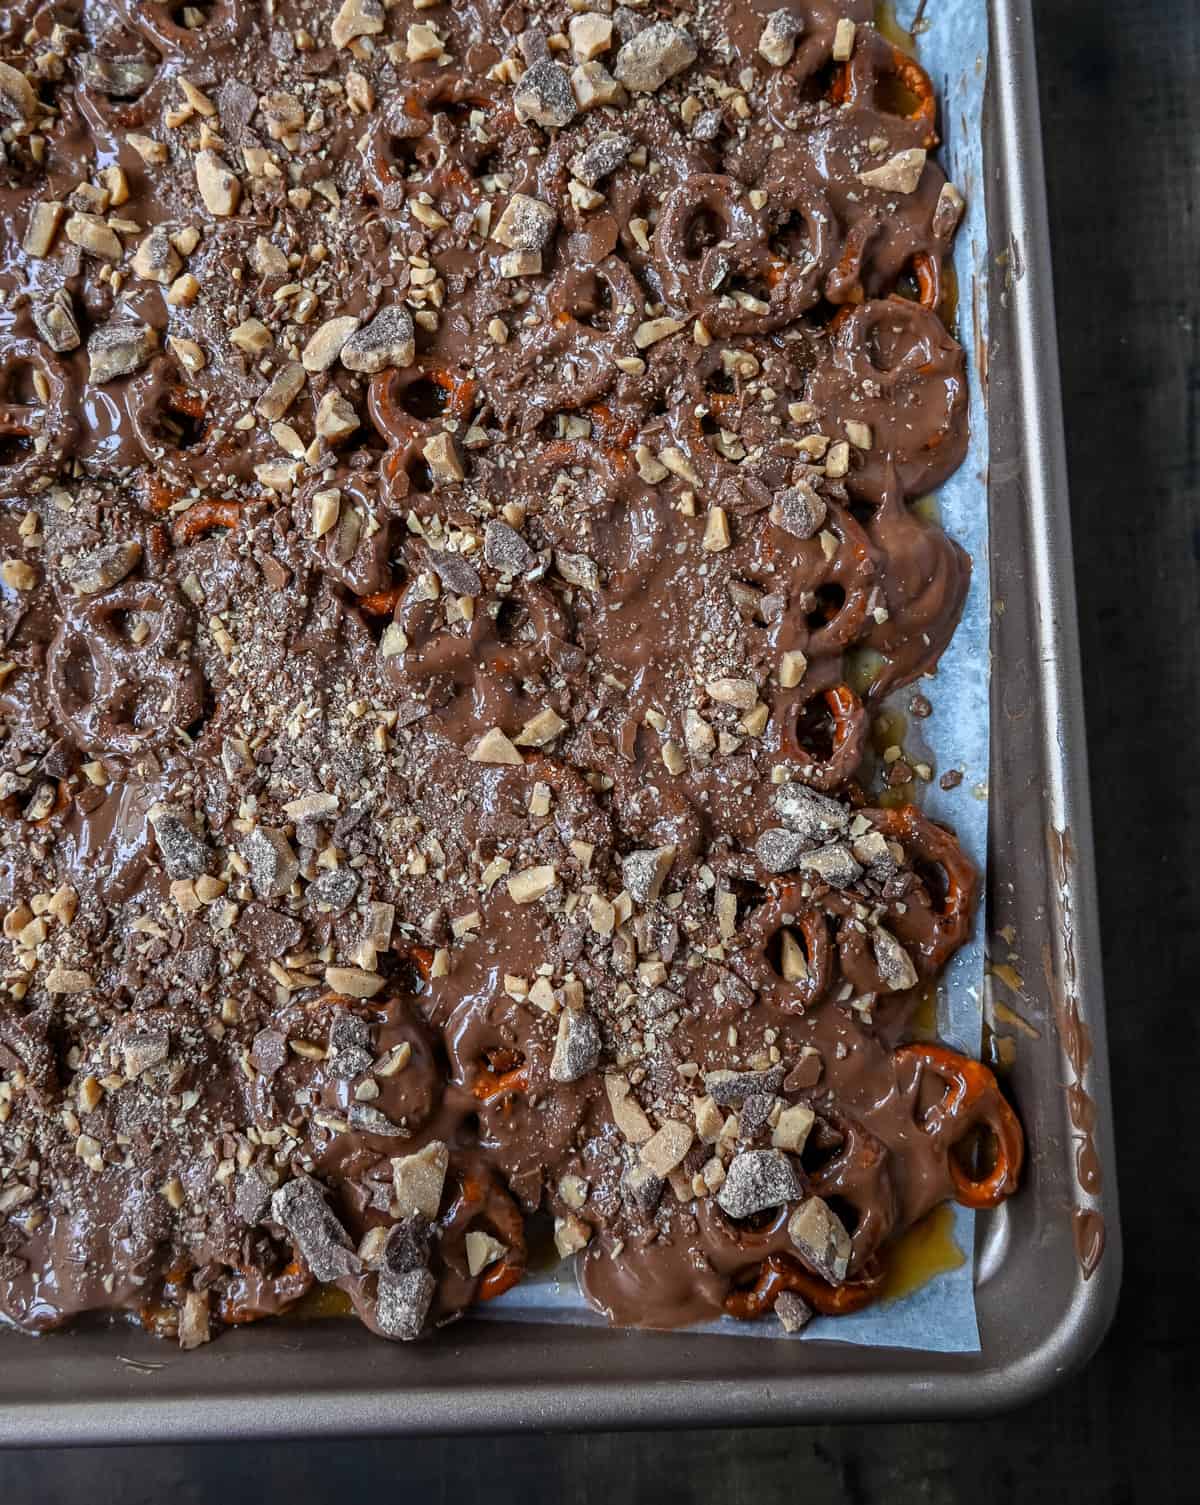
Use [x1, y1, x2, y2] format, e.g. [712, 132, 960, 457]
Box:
[724, 1254, 886, 1320]
[893, 1042, 1024, 1208]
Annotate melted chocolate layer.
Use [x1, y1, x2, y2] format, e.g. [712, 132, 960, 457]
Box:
[0, 0, 1016, 1346]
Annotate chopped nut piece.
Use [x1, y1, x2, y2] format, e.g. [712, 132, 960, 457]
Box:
[65, 212, 122, 261]
[341, 307, 415, 372]
[788, 1195, 851, 1284]
[23, 201, 64, 259]
[571, 60, 625, 111]
[717, 1149, 803, 1219]
[770, 482, 827, 539]
[569, 13, 613, 62]
[758, 10, 804, 67]
[324, 965, 386, 999]
[331, 0, 384, 51]
[514, 58, 577, 129]
[469, 726, 524, 765]
[303, 316, 360, 372]
[772, 1103, 816, 1154]
[0, 559, 35, 592]
[465, 1230, 507, 1277]
[606, 1074, 654, 1143]
[128, 134, 168, 166]
[316, 390, 359, 443]
[613, 22, 698, 93]
[230, 318, 272, 355]
[832, 18, 857, 61]
[46, 968, 94, 995]
[251, 236, 290, 278]
[554, 1213, 591, 1257]
[694, 1094, 724, 1143]
[392, 1141, 449, 1220]
[556, 550, 599, 590]
[933, 181, 967, 238]
[167, 273, 200, 306]
[549, 1005, 600, 1083]
[177, 1289, 211, 1351]
[872, 926, 919, 992]
[507, 865, 558, 904]
[195, 150, 241, 216]
[621, 845, 676, 906]
[515, 707, 567, 747]
[702, 506, 731, 552]
[706, 677, 757, 711]
[640, 1119, 693, 1178]
[858, 148, 927, 195]
[256, 362, 306, 420]
[406, 22, 443, 62]
[493, 193, 558, 251]
[499, 249, 542, 278]
[69, 540, 141, 596]
[779, 926, 809, 981]
[778, 650, 808, 689]
[797, 841, 862, 888]
[845, 419, 873, 450]
[169, 336, 206, 373]
[634, 316, 684, 349]
[422, 431, 464, 484]
[0, 61, 39, 126]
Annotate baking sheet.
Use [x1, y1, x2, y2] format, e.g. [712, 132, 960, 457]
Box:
[484, 0, 993, 1354]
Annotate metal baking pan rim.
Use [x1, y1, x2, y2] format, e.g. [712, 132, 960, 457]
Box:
[0, 0, 1120, 1442]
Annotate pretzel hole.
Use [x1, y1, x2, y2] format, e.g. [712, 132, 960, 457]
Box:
[911, 853, 950, 912]
[173, 1, 216, 28]
[864, 317, 913, 372]
[769, 211, 813, 262]
[160, 404, 206, 450]
[806, 582, 846, 631]
[565, 271, 616, 331]
[52, 638, 99, 707]
[405, 452, 435, 493]
[389, 135, 431, 177]
[824, 1194, 861, 1238]
[764, 919, 818, 981]
[874, 73, 924, 121]
[396, 375, 450, 420]
[949, 1122, 998, 1184]
[728, 876, 769, 932]
[811, 59, 843, 104]
[792, 692, 839, 759]
[2, 362, 43, 406]
[798, 1119, 846, 1175]
[682, 206, 726, 259]
[493, 595, 533, 645]
[0, 434, 31, 469]
[727, 273, 772, 305]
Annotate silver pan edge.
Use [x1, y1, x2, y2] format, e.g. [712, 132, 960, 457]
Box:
[0, 0, 1122, 1441]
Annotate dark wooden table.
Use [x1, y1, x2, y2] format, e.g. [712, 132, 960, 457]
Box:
[5, 2, 1196, 1497]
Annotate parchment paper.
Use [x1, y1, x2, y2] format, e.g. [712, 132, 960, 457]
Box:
[485, 0, 992, 1353]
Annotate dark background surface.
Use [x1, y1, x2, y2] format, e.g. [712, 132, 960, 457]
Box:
[4, 1, 1197, 1498]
